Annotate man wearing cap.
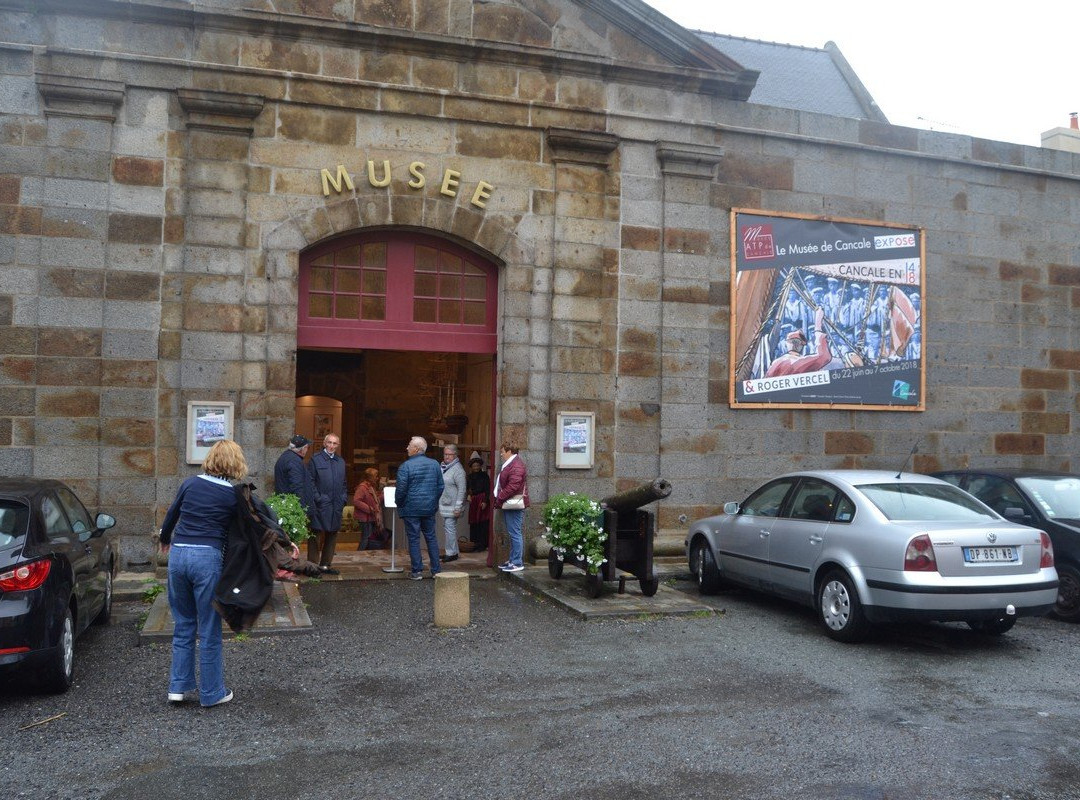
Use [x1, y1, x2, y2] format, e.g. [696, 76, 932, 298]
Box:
[274, 434, 315, 520]
[765, 305, 833, 377]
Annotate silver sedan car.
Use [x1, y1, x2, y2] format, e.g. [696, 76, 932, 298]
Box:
[685, 470, 1059, 642]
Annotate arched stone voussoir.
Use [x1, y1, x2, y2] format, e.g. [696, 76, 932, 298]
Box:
[265, 189, 525, 265]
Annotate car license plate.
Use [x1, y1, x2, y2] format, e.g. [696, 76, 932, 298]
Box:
[963, 546, 1018, 563]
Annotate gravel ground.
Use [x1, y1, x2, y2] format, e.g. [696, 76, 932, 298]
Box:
[3, 574, 1080, 800]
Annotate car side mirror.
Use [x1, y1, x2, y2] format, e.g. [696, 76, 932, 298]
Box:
[96, 512, 117, 531]
[723, 501, 740, 515]
[1002, 507, 1027, 521]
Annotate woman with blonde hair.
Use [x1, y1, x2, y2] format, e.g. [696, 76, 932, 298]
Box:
[159, 439, 247, 708]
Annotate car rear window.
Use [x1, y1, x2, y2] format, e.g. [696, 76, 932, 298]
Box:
[0, 499, 30, 547]
[859, 483, 996, 521]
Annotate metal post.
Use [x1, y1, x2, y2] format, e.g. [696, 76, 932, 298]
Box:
[382, 486, 404, 574]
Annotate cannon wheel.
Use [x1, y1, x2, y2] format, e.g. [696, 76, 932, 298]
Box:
[584, 571, 603, 598]
[639, 575, 659, 597]
[547, 551, 563, 579]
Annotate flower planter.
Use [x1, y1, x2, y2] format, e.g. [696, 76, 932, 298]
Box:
[547, 509, 659, 598]
[543, 481, 669, 599]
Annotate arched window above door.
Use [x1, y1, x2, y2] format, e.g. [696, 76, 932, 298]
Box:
[298, 232, 498, 354]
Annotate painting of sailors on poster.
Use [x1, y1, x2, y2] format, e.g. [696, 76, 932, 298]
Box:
[730, 209, 925, 411]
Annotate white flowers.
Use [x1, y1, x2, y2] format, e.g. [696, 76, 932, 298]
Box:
[541, 492, 607, 575]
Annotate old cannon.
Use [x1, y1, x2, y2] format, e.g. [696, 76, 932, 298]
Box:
[548, 478, 671, 598]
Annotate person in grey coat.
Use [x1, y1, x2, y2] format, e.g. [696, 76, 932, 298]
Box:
[395, 435, 444, 580]
[306, 432, 347, 574]
[438, 443, 467, 562]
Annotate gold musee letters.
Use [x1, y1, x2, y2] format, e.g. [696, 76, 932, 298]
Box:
[321, 162, 495, 209]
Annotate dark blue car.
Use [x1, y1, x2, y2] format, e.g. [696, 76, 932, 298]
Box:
[933, 469, 1080, 622]
[0, 479, 117, 692]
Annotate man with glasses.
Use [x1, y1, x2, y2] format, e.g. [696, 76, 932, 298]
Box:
[439, 444, 467, 562]
[307, 433, 347, 575]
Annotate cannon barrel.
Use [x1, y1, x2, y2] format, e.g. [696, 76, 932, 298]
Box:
[600, 478, 672, 513]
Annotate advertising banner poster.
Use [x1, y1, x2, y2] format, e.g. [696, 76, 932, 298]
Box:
[730, 210, 925, 411]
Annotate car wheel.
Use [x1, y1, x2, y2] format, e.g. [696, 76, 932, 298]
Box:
[94, 568, 113, 626]
[967, 616, 1017, 636]
[41, 608, 75, 693]
[817, 570, 869, 643]
[691, 538, 722, 595]
[547, 550, 563, 580]
[1052, 563, 1080, 622]
[639, 575, 659, 597]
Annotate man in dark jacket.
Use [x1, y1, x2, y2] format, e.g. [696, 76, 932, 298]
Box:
[395, 435, 444, 580]
[307, 432, 347, 574]
[274, 434, 314, 514]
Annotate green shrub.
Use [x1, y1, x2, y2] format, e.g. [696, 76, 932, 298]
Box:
[142, 579, 164, 604]
[265, 493, 311, 544]
[541, 492, 606, 575]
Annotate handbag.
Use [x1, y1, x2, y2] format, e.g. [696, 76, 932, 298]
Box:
[502, 494, 525, 510]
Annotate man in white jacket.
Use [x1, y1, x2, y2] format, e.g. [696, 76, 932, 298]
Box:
[439, 444, 467, 562]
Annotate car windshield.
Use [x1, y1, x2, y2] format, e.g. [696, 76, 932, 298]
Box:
[858, 483, 997, 521]
[0, 499, 30, 547]
[1017, 476, 1080, 519]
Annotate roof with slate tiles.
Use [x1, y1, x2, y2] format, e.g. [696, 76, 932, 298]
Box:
[695, 31, 889, 122]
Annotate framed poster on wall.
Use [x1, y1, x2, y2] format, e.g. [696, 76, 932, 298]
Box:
[555, 412, 594, 469]
[730, 209, 926, 411]
[186, 401, 235, 464]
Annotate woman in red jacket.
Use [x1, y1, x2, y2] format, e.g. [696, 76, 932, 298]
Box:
[352, 467, 382, 551]
[493, 442, 529, 573]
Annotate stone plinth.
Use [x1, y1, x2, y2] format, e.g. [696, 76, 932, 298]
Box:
[434, 570, 470, 628]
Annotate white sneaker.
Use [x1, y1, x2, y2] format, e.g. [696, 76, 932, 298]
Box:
[168, 692, 185, 703]
[203, 689, 233, 708]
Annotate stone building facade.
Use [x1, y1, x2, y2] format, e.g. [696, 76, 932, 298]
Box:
[1, 0, 1078, 566]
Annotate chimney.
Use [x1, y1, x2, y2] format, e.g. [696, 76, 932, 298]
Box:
[1071, 112, 1078, 130]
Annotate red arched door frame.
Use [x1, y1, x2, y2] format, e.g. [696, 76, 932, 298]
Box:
[297, 230, 499, 354]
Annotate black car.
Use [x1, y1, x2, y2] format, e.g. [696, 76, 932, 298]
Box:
[933, 469, 1080, 622]
[0, 479, 117, 692]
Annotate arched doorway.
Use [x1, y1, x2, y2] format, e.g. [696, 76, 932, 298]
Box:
[294, 229, 499, 565]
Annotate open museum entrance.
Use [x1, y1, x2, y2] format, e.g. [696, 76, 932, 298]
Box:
[293, 230, 500, 567]
[294, 349, 495, 557]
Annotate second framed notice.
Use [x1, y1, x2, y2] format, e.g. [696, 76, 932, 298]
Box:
[555, 411, 594, 469]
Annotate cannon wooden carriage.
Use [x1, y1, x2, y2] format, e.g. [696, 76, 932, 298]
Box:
[547, 478, 671, 598]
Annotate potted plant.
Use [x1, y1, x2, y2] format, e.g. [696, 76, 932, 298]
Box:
[541, 492, 607, 576]
[265, 493, 312, 545]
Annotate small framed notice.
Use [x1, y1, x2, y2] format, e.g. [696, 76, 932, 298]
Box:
[555, 411, 594, 469]
[186, 401, 234, 465]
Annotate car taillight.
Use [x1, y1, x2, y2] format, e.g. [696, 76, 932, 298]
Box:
[0, 560, 51, 591]
[904, 534, 938, 572]
[1040, 532, 1054, 568]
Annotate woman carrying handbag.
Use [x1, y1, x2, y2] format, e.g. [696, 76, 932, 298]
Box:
[493, 442, 529, 573]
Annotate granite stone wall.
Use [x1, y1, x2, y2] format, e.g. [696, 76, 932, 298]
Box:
[1, 0, 1078, 564]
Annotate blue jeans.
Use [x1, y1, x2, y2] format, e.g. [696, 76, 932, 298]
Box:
[403, 515, 441, 575]
[167, 544, 228, 706]
[503, 508, 524, 566]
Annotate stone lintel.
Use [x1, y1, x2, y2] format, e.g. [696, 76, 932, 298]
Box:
[547, 128, 619, 167]
[36, 72, 125, 121]
[657, 141, 725, 179]
[177, 88, 264, 134]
